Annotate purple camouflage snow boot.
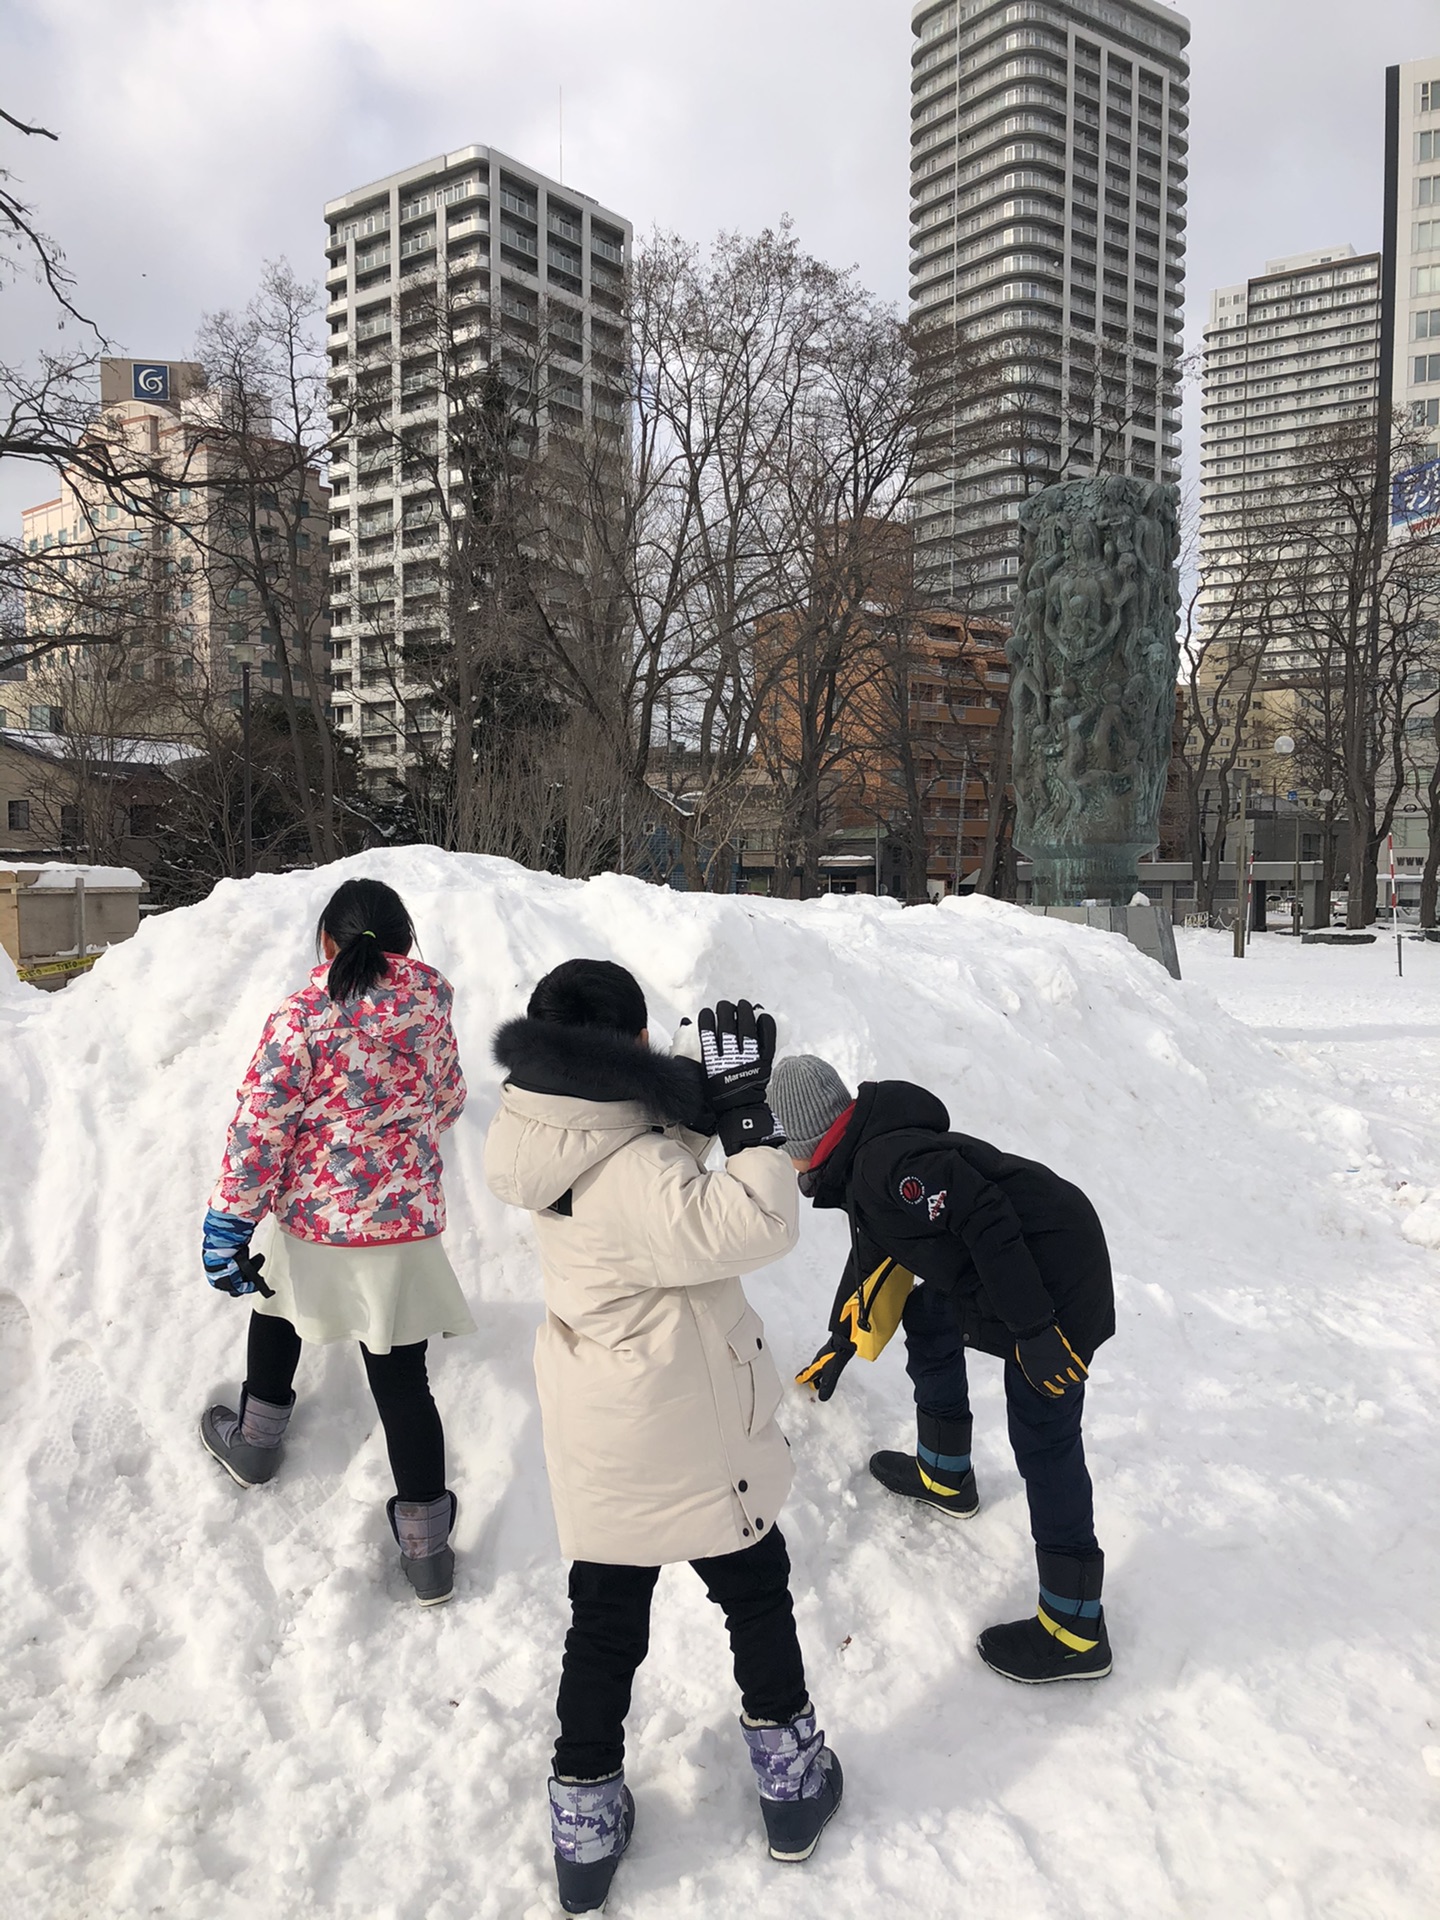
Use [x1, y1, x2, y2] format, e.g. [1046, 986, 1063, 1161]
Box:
[199, 1387, 295, 1488]
[548, 1770, 635, 1914]
[740, 1704, 844, 1863]
[386, 1491, 458, 1607]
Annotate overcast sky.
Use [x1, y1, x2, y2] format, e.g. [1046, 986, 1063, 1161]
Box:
[2, 0, 1436, 531]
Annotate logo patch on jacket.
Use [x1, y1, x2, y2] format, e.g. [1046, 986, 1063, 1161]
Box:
[926, 1189, 947, 1222]
[899, 1175, 925, 1206]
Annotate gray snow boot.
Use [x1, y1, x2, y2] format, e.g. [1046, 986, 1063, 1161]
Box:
[740, 1704, 844, 1863]
[549, 1770, 635, 1914]
[386, 1491, 457, 1606]
[199, 1388, 294, 1487]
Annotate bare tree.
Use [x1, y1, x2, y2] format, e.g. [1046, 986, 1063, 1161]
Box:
[191, 263, 345, 863]
[538, 227, 984, 892]
[0, 107, 189, 680]
[1279, 411, 1440, 927]
[1176, 525, 1288, 917]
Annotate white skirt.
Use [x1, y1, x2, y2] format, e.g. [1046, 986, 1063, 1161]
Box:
[250, 1219, 477, 1355]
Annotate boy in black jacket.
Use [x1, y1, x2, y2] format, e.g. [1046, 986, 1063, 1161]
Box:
[771, 1057, 1116, 1685]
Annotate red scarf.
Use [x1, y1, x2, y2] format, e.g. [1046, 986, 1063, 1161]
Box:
[808, 1101, 856, 1171]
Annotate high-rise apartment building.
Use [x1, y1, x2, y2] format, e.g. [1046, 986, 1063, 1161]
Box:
[1197, 246, 1383, 689]
[908, 0, 1190, 606]
[1383, 57, 1440, 883]
[323, 146, 630, 780]
[1386, 57, 1440, 472]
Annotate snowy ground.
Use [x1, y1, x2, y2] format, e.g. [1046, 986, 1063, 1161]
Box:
[2, 857, 1438, 1920]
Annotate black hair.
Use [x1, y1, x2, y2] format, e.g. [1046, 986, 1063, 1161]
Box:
[526, 958, 647, 1038]
[316, 877, 414, 1002]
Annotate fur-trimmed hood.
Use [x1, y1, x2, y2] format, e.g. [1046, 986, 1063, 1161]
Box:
[485, 1017, 711, 1214]
[492, 1017, 708, 1129]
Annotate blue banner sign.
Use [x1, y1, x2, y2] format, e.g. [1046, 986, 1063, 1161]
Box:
[1392, 456, 1440, 530]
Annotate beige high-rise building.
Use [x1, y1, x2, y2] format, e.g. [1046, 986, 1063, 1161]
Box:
[1384, 56, 1440, 885]
[1198, 246, 1383, 680]
[322, 146, 631, 783]
[1389, 56, 1440, 469]
[18, 359, 330, 737]
[908, 0, 1189, 607]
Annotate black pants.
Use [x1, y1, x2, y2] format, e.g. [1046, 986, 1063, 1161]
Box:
[902, 1281, 1098, 1557]
[244, 1310, 446, 1503]
[554, 1526, 809, 1780]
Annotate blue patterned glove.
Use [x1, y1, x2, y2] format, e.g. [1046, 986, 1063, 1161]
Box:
[202, 1208, 258, 1295]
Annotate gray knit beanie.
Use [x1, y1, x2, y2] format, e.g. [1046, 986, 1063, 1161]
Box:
[770, 1055, 854, 1160]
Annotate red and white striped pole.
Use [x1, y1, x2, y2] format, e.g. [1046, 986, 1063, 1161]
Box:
[1389, 831, 1402, 978]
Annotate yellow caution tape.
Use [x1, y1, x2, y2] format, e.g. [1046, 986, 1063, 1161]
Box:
[16, 952, 101, 983]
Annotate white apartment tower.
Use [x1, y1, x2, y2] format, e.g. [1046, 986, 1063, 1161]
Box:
[1197, 247, 1383, 674]
[1386, 58, 1440, 470]
[909, 0, 1190, 606]
[323, 147, 631, 778]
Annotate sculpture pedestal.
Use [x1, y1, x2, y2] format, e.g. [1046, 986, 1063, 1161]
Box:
[1026, 844, 1156, 908]
[1024, 901, 1181, 980]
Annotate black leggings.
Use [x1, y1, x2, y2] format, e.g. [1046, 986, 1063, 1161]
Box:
[244, 1310, 446, 1503]
[554, 1526, 809, 1780]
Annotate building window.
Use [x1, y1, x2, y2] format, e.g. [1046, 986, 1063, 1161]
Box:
[1415, 353, 1440, 384]
[1415, 308, 1440, 338]
[7, 799, 30, 832]
[1414, 397, 1440, 428]
[1420, 130, 1437, 162]
[1420, 175, 1439, 207]
[29, 703, 62, 731]
[127, 804, 158, 836]
[1417, 220, 1440, 253]
[1422, 80, 1440, 114]
[60, 804, 78, 836]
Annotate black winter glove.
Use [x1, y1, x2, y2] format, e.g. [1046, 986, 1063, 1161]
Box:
[670, 1019, 719, 1136]
[698, 1000, 782, 1156]
[1015, 1323, 1087, 1399]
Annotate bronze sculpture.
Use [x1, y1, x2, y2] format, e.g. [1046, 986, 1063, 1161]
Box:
[1007, 475, 1180, 906]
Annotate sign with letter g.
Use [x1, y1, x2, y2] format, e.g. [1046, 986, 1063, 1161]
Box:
[132, 363, 171, 401]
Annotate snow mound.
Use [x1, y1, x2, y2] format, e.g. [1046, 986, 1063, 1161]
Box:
[2, 848, 1436, 1919]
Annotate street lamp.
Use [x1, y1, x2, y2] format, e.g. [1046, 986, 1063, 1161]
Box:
[232, 639, 261, 878]
[1272, 735, 1300, 936]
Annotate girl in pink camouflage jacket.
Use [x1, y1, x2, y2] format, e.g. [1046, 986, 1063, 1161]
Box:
[198, 876, 474, 1606]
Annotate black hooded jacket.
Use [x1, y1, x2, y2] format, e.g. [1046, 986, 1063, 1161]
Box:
[807, 1080, 1115, 1362]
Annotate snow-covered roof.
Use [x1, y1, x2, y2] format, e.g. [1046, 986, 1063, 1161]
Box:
[0, 728, 203, 767]
[5, 861, 145, 890]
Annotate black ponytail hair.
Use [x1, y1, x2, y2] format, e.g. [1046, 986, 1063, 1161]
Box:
[316, 877, 415, 1002]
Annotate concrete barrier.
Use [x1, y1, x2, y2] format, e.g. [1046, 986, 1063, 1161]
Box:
[0, 864, 146, 989]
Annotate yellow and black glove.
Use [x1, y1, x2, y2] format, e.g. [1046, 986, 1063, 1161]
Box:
[795, 1327, 857, 1402]
[1015, 1323, 1088, 1399]
[796, 1257, 916, 1401]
